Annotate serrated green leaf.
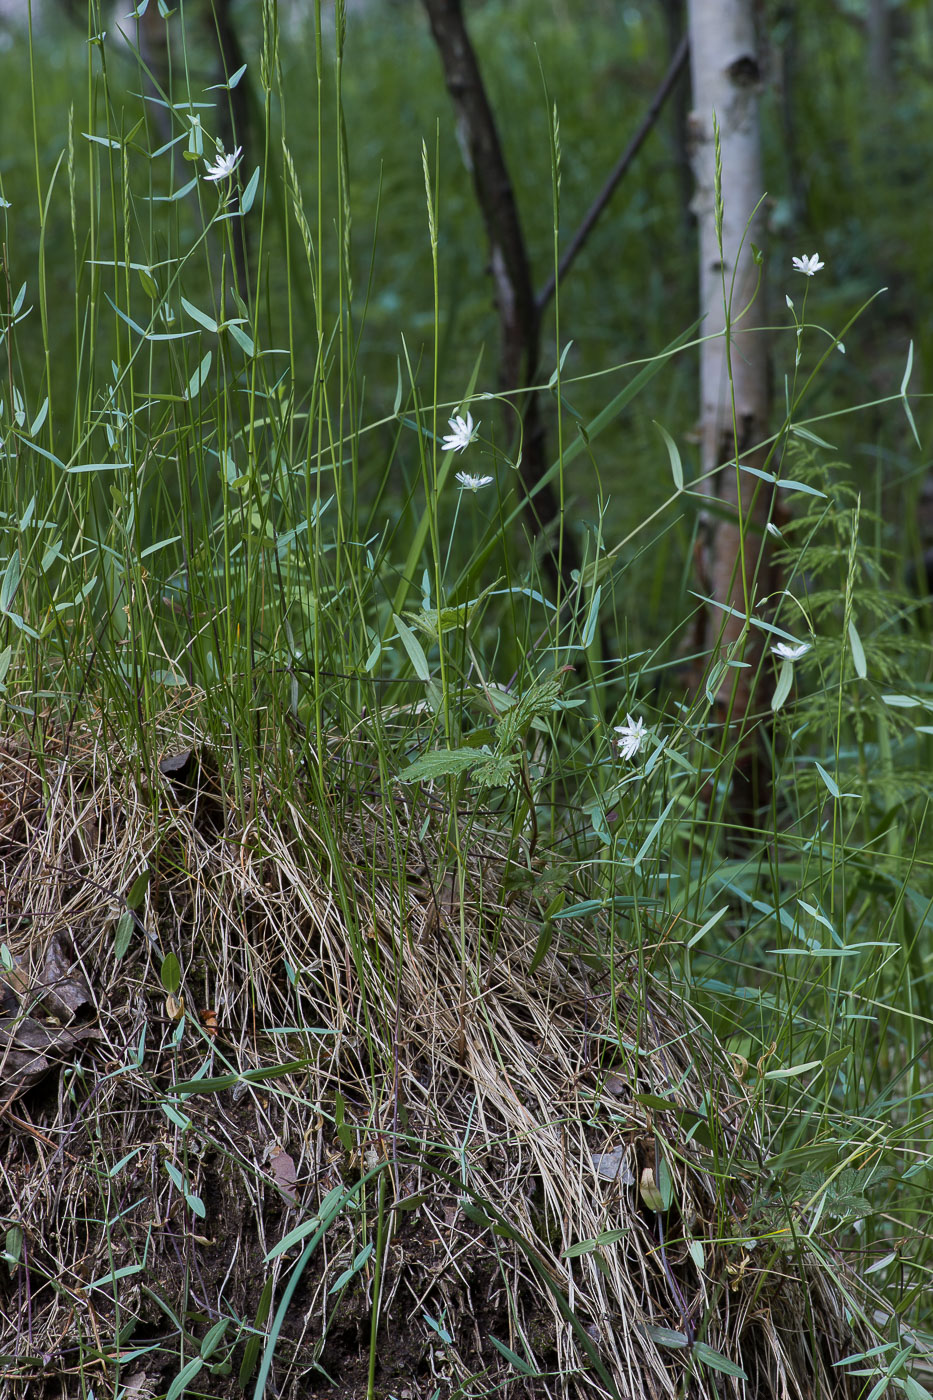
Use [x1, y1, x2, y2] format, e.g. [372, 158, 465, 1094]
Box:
[469, 751, 520, 788]
[397, 747, 479, 784]
[496, 673, 563, 748]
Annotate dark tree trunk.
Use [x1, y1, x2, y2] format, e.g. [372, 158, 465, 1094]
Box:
[421, 0, 574, 589]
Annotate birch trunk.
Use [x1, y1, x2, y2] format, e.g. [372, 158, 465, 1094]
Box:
[687, 0, 771, 739]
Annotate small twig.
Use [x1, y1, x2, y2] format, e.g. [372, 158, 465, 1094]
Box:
[536, 34, 690, 313]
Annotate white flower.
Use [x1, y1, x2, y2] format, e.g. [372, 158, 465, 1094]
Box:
[441, 411, 479, 453]
[614, 714, 648, 761]
[204, 145, 243, 182]
[792, 253, 824, 277]
[771, 641, 810, 661]
[455, 471, 493, 492]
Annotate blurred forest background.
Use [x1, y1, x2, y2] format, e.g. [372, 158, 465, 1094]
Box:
[4, 0, 931, 630]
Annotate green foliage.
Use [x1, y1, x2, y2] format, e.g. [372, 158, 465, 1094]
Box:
[2, 3, 933, 1398]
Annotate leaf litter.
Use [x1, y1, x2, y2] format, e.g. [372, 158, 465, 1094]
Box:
[0, 716, 887, 1398]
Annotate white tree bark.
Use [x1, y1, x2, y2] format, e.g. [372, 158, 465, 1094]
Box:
[687, 0, 771, 710]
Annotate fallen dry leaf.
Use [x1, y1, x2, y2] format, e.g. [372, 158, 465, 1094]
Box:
[591, 1145, 636, 1185]
[199, 1008, 218, 1039]
[269, 1145, 299, 1205]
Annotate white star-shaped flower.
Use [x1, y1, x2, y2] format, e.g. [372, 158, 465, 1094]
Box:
[792, 253, 824, 277]
[771, 641, 810, 661]
[204, 145, 243, 182]
[441, 411, 479, 454]
[455, 471, 493, 492]
[614, 714, 648, 761]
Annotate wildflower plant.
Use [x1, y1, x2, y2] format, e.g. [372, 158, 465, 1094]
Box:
[203, 144, 243, 182]
[0, 9, 929, 1400]
[791, 251, 824, 276]
[441, 410, 480, 453]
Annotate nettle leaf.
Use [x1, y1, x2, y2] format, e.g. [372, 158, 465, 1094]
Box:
[496, 674, 563, 749]
[408, 602, 473, 642]
[469, 751, 520, 788]
[397, 747, 479, 784]
[408, 579, 499, 644]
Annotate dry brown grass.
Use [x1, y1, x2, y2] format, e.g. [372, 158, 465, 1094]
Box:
[0, 712, 884, 1398]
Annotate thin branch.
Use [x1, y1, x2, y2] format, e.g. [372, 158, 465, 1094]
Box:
[536, 34, 690, 313]
[421, 0, 577, 587]
[421, 0, 539, 389]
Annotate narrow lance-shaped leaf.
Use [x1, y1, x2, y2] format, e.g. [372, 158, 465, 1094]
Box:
[848, 619, 867, 679]
[185, 350, 212, 400]
[771, 658, 794, 712]
[392, 612, 431, 681]
[0, 552, 21, 614]
[653, 420, 683, 491]
[900, 340, 921, 448]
